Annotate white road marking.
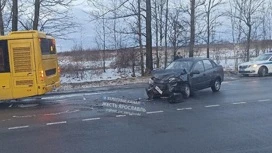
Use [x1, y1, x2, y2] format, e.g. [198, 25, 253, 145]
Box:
[18, 104, 39, 108]
[116, 115, 126, 118]
[43, 110, 79, 116]
[12, 115, 36, 118]
[258, 99, 271, 102]
[205, 105, 220, 108]
[8, 125, 29, 130]
[82, 118, 101, 122]
[1, 119, 11, 122]
[46, 121, 67, 126]
[177, 107, 192, 111]
[233, 102, 247, 105]
[146, 111, 164, 114]
[43, 91, 116, 100]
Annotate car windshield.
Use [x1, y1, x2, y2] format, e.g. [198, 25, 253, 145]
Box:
[254, 54, 272, 61]
[166, 60, 193, 71]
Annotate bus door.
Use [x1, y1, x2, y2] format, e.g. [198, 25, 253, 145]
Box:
[0, 40, 12, 100]
[8, 39, 37, 99]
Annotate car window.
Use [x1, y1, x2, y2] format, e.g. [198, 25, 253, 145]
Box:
[210, 60, 218, 67]
[0, 40, 9, 73]
[193, 61, 205, 73]
[203, 60, 213, 70]
[166, 60, 193, 71]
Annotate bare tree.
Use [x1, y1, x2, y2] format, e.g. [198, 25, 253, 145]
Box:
[12, 0, 18, 31]
[204, 0, 224, 58]
[159, 0, 165, 68]
[164, 0, 169, 68]
[0, 0, 7, 35]
[189, 0, 196, 57]
[153, 0, 160, 68]
[231, 0, 265, 61]
[229, 0, 243, 70]
[33, 0, 40, 30]
[146, 0, 153, 74]
[182, 0, 206, 57]
[137, 0, 144, 76]
[17, 0, 76, 38]
[168, 8, 190, 59]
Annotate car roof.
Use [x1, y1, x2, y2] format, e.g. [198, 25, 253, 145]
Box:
[175, 57, 209, 62]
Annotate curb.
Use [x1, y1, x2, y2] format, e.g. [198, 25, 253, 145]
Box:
[46, 83, 147, 96]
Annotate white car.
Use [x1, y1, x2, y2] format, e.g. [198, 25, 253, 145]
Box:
[238, 52, 272, 77]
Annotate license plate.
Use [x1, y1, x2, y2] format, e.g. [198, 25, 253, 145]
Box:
[155, 86, 163, 95]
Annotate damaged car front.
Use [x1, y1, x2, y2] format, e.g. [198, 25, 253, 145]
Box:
[146, 60, 193, 103]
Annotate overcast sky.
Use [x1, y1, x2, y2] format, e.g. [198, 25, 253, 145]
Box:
[56, 0, 97, 52]
[56, 0, 233, 52]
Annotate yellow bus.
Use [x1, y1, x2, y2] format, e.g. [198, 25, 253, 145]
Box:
[0, 30, 60, 100]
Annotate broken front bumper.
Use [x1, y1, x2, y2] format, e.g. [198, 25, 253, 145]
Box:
[146, 82, 182, 97]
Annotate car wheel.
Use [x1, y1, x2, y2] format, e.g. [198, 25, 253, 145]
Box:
[258, 67, 268, 77]
[182, 83, 191, 99]
[211, 78, 221, 92]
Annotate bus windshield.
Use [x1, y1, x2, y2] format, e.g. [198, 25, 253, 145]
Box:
[40, 38, 56, 55]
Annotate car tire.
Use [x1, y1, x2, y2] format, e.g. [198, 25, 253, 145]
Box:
[211, 78, 221, 92]
[182, 83, 191, 99]
[258, 67, 268, 77]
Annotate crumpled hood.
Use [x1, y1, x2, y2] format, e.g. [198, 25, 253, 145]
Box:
[151, 69, 187, 81]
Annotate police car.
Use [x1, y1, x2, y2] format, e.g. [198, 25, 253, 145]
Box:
[238, 52, 272, 77]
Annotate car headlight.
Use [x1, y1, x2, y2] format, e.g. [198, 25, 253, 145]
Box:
[149, 78, 154, 84]
[251, 64, 258, 68]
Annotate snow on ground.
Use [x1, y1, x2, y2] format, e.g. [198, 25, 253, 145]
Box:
[57, 55, 240, 92]
[61, 68, 141, 84]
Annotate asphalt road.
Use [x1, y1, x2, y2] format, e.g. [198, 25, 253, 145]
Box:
[1, 76, 272, 153]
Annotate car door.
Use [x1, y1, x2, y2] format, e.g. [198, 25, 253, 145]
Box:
[268, 57, 272, 73]
[190, 60, 206, 90]
[203, 59, 214, 88]
[9, 39, 37, 99]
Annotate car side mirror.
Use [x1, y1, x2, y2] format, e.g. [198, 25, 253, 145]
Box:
[190, 70, 200, 75]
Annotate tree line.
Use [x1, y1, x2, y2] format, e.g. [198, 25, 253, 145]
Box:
[87, 0, 272, 75]
[4, 0, 272, 75]
[1, 0, 76, 39]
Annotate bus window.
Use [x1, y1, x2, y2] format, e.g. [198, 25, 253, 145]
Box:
[40, 38, 56, 55]
[0, 40, 10, 73]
